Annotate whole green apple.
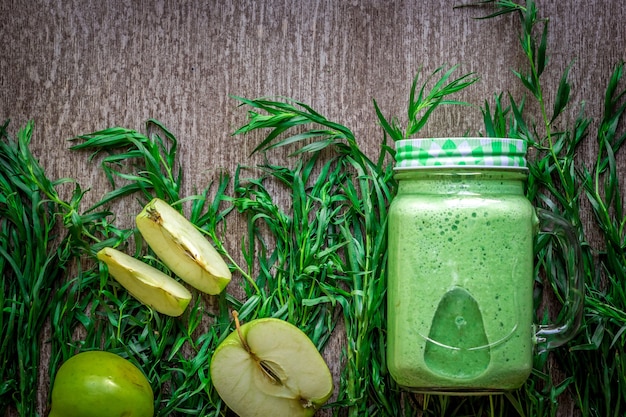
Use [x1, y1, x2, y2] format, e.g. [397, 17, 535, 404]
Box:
[49, 350, 154, 417]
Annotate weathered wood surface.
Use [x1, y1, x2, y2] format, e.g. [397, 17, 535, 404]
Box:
[1, 0, 625, 416]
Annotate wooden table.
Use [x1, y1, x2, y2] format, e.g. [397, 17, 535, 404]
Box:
[1, 1, 624, 416]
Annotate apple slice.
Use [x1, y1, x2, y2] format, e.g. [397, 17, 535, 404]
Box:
[97, 247, 191, 317]
[135, 198, 231, 295]
[210, 312, 334, 417]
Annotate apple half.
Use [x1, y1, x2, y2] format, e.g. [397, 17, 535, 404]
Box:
[136, 198, 231, 295]
[97, 247, 191, 317]
[210, 312, 334, 417]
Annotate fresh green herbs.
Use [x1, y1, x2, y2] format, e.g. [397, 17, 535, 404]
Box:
[374, 65, 479, 141]
[0, 121, 62, 416]
[69, 119, 183, 208]
[0, 121, 116, 415]
[231, 97, 401, 416]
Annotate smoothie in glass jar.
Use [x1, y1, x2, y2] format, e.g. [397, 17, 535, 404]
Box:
[386, 138, 537, 393]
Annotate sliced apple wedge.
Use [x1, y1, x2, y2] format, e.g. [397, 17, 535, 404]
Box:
[135, 198, 231, 295]
[210, 312, 334, 417]
[97, 247, 191, 317]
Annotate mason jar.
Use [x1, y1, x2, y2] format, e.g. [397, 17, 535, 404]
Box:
[386, 137, 583, 394]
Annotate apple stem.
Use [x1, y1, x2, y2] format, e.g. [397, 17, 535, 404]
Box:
[232, 311, 251, 353]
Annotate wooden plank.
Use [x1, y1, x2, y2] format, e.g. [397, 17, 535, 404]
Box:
[1, 1, 624, 416]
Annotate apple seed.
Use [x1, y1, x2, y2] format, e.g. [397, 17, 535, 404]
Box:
[232, 311, 285, 386]
[259, 360, 283, 385]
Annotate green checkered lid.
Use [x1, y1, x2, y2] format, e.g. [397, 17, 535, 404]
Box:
[394, 138, 527, 170]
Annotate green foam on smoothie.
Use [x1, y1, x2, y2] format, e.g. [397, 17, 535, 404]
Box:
[424, 286, 490, 379]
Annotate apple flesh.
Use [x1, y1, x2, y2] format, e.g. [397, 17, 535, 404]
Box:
[210, 312, 334, 417]
[97, 246, 192, 317]
[136, 198, 231, 295]
[49, 350, 154, 417]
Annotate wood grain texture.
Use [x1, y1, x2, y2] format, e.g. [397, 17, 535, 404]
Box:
[1, 0, 625, 416]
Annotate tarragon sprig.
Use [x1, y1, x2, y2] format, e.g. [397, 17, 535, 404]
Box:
[374, 65, 479, 141]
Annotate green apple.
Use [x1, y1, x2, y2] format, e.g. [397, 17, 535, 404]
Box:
[210, 312, 334, 417]
[97, 246, 191, 317]
[136, 198, 231, 295]
[49, 350, 154, 417]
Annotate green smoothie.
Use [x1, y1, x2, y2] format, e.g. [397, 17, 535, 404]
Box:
[387, 170, 537, 393]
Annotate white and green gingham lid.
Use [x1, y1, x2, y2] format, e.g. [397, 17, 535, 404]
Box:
[394, 137, 527, 170]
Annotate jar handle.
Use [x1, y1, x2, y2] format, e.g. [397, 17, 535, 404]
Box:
[533, 208, 585, 354]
